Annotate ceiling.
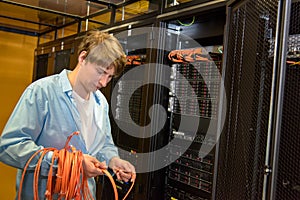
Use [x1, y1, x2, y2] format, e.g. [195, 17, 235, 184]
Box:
[0, 0, 156, 37]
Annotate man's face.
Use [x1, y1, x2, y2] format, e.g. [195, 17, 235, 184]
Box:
[79, 60, 115, 92]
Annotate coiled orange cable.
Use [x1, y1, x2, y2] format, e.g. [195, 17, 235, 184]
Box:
[18, 131, 135, 200]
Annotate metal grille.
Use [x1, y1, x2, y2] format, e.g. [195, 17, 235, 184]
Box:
[274, 1, 300, 199]
[216, 0, 278, 199]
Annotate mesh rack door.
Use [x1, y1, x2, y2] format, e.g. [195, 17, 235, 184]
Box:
[272, 1, 300, 199]
[215, 0, 278, 199]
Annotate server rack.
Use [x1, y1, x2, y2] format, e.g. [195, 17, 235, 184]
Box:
[162, 7, 226, 200]
[216, 0, 300, 199]
[268, 1, 300, 199]
[97, 26, 170, 200]
[165, 59, 222, 200]
[215, 0, 279, 199]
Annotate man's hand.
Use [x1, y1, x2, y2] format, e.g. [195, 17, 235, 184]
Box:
[109, 157, 136, 182]
[82, 154, 107, 178]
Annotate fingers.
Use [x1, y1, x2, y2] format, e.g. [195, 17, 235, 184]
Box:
[108, 157, 136, 182]
[116, 170, 131, 182]
[82, 154, 107, 178]
[126, 162, 136, 175]
[114, 161, 136, 182]
[115, 160, 135, 173]
[88, 167, 103, 178]
[94, 160, 107, 169]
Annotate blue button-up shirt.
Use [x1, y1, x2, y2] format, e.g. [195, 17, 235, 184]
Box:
[0, 69, 119, 199]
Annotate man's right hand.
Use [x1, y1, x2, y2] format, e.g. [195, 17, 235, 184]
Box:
[82, 154, 107, 178]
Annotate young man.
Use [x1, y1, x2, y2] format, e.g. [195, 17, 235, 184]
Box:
[0, 30, 135, 199]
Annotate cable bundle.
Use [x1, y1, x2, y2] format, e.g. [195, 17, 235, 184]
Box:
[18, 132, 92, 200]
[168, 48, 210, 63]
[18, 131, 135, 200]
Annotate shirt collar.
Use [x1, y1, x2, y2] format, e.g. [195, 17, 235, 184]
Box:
[59, 69, 73, 93]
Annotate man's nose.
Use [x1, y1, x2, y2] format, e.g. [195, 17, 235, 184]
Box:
[99, 75, 109, 88]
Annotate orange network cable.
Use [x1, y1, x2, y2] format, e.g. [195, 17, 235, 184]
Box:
[168, 48, 210, 63]
[18, 131, 135, 200]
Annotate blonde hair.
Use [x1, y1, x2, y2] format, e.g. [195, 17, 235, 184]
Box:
[78, 30, 126, 77]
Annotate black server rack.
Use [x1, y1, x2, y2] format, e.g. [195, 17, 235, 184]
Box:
[269, 1, 300, 199]
[165, 59, 222, 200]
[163, 7, 226, 200]
[216, 0, 300, 199]
[215, 0, 278, 199]
[98, 29, 169, 200]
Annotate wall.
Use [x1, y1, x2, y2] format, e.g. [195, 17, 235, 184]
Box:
[0, 31, 37, 199]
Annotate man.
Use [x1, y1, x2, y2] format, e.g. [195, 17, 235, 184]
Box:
[0, 30, 135, 199]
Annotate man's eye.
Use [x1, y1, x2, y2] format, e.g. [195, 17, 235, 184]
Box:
[97, 69, 104, 74]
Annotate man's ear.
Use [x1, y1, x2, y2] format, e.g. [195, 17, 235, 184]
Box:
[78, 51, 87, 63]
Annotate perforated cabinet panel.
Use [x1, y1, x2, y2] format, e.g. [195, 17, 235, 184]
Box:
[274, 1, 300, 199]
[216, 0, 278, 199]
[275, 62, 300, 200]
